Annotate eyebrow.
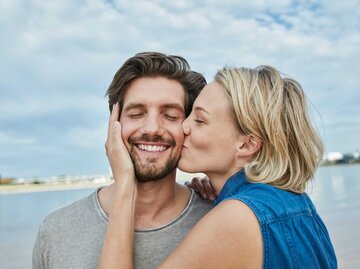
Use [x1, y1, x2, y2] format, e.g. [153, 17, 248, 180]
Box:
[161, 104, 185, 112]
[194, 106, 209, 114]
[122, 103, 145, 112]
[123, 103, 185, 112]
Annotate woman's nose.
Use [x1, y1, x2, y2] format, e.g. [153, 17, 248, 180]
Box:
[182, 117, 190, 135]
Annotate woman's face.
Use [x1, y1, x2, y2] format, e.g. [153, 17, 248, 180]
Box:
[179, 81, 243, 180]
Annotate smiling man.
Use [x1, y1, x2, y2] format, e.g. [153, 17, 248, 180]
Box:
[32, 52, 213, 269]
[120, 77, 186, 182]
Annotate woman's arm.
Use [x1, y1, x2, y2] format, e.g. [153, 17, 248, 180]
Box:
[98, 103, 137, 269]
[98, 180, 136, 269]
[158, 199, 263, 269]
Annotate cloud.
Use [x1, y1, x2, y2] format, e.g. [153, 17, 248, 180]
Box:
[0, 131, 37, 145]
[0, 0, 359, 177]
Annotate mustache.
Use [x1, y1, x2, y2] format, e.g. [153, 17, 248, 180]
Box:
[129, 134, 176, 146]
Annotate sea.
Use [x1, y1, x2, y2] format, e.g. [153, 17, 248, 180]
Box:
[1, 165, 359, 269]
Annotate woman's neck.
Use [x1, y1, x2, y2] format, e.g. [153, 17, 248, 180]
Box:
[206, 167, 243, 195]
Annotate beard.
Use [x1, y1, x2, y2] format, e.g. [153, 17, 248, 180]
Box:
[128, 134, 179, 183]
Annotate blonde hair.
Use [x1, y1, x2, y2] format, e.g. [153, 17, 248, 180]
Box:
[215, 66, 324, 193]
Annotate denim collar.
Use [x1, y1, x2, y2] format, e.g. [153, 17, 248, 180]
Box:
[214, 170, 248, 206]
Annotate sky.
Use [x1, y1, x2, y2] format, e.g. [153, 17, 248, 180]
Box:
[0, 0, 359, 178]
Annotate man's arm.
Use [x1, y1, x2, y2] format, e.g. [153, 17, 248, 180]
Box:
[158, 200, 263, 269]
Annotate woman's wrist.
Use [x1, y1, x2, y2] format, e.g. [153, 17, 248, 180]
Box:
[113, 175, 136, 199]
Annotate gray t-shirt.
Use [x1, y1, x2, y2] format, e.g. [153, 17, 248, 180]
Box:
[32, 188, 213, 269]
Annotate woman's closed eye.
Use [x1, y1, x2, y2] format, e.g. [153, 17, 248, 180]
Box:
[194, 118, 206, 124]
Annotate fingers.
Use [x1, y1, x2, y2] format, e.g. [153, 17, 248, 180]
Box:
[111, 102, 120, 122]
[185, 176, 216, 201]
[201, 177, 216, 201]
[184, 181, 194, 189]
[106, 103, 120, 153]
[108, 103, 127, 152]
[112, 121, 126, 150]
[190, 177, 205, 198]
[192, 177, 209, 200]
[109, 103, 120, 132]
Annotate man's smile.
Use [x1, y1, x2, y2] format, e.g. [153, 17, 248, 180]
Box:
[136, 144, 169, 152]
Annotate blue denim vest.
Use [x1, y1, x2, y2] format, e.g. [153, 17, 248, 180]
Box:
[214, 171, 337, 269]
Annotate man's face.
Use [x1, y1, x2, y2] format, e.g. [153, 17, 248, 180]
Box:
[120, 77, 186, 182]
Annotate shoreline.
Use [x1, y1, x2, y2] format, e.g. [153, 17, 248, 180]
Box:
[0, 170, 201, 195]
[1, 164, 358, 195]
[0, 181, 113, 195]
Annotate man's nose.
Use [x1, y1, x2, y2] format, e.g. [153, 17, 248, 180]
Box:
[141, 114, 163, 136]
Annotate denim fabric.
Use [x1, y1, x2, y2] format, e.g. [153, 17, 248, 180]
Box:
[214, 171, 337, 269]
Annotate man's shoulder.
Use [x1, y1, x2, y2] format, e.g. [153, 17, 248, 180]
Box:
[33, 189, 107, 269]
[187, 189, 214, 214]
[40, 189, 103, 234]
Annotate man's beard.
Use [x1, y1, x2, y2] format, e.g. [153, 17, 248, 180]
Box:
[128, 135, 179, 183]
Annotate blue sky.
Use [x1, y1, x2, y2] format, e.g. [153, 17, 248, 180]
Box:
[0, 0, 359, 178]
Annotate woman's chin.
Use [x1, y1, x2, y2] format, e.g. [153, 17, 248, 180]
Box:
[178, 159, 198, 174]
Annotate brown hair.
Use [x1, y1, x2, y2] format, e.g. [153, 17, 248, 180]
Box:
[106, 52, 206, 116]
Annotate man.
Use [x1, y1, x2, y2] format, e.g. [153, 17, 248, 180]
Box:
[32, 52, 213, 269]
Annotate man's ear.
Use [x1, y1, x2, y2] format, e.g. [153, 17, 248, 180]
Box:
[236, 135, 262, 158]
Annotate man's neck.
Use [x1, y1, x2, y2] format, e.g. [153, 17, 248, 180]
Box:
[134, 178, 190, 229]
[97, 171, 191, 230]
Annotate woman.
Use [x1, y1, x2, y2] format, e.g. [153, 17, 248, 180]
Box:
[99, 66, 337, 268]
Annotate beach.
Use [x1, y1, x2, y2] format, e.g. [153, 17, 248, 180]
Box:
[0, 181, 112, 195]
[0, 170, 201, 195]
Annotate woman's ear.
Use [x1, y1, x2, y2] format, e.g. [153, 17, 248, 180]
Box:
[236, 135, 262, 158]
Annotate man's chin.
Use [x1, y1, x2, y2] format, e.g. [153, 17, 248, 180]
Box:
[134, 166, 174, 182]
[134, 160, 178, 182]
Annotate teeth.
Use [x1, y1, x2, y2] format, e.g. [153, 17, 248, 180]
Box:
[138, 144, 167, 152]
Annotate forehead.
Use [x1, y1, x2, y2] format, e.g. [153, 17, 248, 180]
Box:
[194, 81, 230, 112]
[123, 77, 185, 109]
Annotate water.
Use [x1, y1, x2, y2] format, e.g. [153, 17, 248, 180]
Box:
[1, 165, 359, 269]
[0, 189, 96, 269]
[307, 165, 360, 268]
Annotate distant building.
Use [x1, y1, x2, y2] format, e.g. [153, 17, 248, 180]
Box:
[322, 151, 360, 165]
[324, 152, 344, 162]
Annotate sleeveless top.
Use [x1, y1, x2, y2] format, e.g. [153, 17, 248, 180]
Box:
[214, 171, 337, 269]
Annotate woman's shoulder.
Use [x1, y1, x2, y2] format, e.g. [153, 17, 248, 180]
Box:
[224, 182, 312, 223]
[211, 199, 260, 228]
[158, 199, 263, 269]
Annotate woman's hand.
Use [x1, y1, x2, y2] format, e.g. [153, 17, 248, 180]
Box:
[105, 102, 134, 181]
[185, 176, 217, 201]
